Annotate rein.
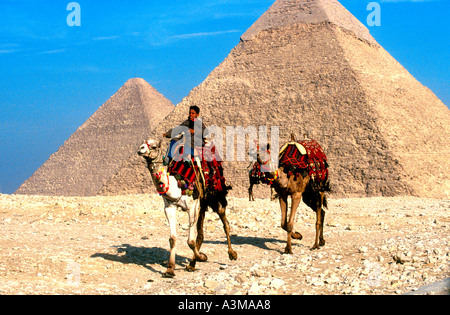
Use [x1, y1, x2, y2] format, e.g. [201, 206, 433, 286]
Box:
[143, 144, 170, 196]
[152, 165, 170, 196]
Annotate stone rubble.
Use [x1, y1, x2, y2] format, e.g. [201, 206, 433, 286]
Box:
[0, 194, 448, 295]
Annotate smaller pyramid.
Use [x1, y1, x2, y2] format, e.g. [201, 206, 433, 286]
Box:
[16, 78, 174, 196]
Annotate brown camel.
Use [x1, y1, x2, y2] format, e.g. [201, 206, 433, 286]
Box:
[248, 143, 278, 201]
[270, 135, 330, 253]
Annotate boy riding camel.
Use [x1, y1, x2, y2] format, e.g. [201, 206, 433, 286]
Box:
[163, 106, 208, 161]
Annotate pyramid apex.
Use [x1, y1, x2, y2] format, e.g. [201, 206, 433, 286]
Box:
[122, 78, 165, 97]
[241, 0, 376, 44]
[124, 77, 150, 87]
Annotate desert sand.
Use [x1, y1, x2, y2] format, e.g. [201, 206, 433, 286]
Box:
[0, 193, 448, 295]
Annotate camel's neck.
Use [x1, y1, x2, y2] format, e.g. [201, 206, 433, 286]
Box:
[271, 167, 288, 189]
[145, 157, 157, 175]
[145, 157, 170, 194]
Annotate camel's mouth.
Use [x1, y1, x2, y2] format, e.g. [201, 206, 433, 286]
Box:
[138, 140, 161, 160]
[137, 144, 149, 156]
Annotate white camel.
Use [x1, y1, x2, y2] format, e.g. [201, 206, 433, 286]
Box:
[138, 139, 237, 278]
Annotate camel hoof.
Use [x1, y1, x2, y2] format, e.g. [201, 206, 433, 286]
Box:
[310, 244, 321, 251]
[284, 247, 293, 255]
[228, 251, 238, 261]
[292, 232, 303, 240]
[311, 239, 326, 251]
[163, 271, 175, 278]
[199, 252, 208, 262]
[186, 265, 195, 273]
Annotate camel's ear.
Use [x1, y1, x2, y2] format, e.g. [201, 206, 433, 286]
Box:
[290, 133, 296, 142]
[157, 140, 162, 148]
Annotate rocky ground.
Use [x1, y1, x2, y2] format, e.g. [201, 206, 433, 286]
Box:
[0, 193, 448, 295]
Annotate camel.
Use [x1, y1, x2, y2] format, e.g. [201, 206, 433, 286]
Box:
[248, 164, 259, 202]
[248, 143, 277, 201]
[138, 139, 237, 278]
[271, 169, 328, 253]
[268, 135, 330, 253]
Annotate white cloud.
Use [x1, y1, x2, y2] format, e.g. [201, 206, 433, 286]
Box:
[37, 48, 66, 55]
[92, 35, 121, 41]
[0, 43, 20, 54]
[0, 49, 18, 54]
[170, 30, 241, 40]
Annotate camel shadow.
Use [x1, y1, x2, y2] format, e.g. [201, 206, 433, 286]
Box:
[91, 244, 191, 276]
[204, 235, 285, 253]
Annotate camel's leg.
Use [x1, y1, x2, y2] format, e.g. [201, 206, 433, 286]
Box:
[284, 193, 302, 254]
[196, 204, 206, 251]
[279, 193, 294, 254]
[249, 182, 255, 201]
[279, 193, 288, 232]
[217, 204, 238, 261]
[319, 208, 326, 247]
[187, 203, 207, 272]
[163, 205, 177, 278]
[270, 187, 277, 201]
[312, 192, 326, 250]
[186, 200, 207, 273]
[312, 208, 323, 250]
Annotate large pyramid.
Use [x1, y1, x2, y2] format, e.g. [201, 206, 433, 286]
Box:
[112, 0, 447, 199]
[18, 0, 449, 199]
[16, 78, 174, 196]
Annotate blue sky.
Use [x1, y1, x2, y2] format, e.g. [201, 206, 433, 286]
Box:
[0, 0, 448, 194]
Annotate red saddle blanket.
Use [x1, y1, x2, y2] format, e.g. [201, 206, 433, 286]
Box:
[167, 145, 227, 194]
[250, 163, 270, 185]
[279, 139, 329, 191]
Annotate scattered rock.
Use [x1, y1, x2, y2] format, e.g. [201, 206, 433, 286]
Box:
[358, 246, 368, 254]
[204, 280, 221, 291]
[270, 278, 285, 289]
[247, 282, 261, 295]
[0, 194, 448, 295]
[393, 253, 410, 265]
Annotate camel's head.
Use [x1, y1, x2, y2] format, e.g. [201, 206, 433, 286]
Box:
[138, 139, 161, 160]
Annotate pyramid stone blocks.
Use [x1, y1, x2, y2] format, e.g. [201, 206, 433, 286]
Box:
[145, 0, 449, 198]
[17, 0, 450, 199]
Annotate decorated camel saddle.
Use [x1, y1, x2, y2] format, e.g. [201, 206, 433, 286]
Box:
[279, 136, 330, 192]
[249, 142, 278, 186]
[166, 141, 228, 199]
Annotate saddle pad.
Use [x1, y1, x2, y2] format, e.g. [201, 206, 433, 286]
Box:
[168, 145, 227, 193]
[250, 162, 279, 185]
[279, 139, 329, 191]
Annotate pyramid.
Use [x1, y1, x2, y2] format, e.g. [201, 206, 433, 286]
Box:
[130, 0, 447, 199]
[20, 0, 449, 198]
[16, 78, 174, 196]
[241, 0, 377, 44]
